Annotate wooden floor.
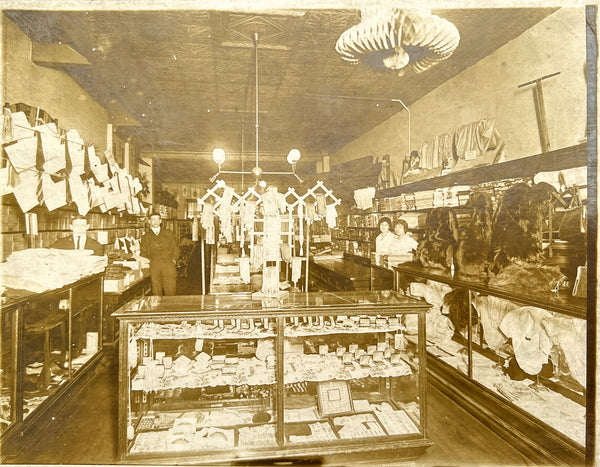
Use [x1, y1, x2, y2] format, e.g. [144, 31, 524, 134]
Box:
[7, 347, 534, 466]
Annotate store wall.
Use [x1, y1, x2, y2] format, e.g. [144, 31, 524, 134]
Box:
[330, 8, 587, 176]
[2, 14, 110, 151]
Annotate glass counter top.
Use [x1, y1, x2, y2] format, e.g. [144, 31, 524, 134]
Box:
[113, 290, 428, 318]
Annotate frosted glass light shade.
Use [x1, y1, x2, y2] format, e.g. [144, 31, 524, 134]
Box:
[212, 148, 226, 164]
[287, 149, 301, 164]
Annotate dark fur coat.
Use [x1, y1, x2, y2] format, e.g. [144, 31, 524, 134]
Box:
[488, 182, 564, 292]
[415, 207, 457, 269]
[489, 182, 556, 272]
[455, 192, 494, 277]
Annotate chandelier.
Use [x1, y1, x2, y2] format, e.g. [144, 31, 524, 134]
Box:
[335, 8, 460, 75]
[211, 33, 302, 184]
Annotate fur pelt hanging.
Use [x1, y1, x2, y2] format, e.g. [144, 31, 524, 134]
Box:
[488, 182, 557, 272]
[415, 207, 457, 269]
[454, 191, 494, 277]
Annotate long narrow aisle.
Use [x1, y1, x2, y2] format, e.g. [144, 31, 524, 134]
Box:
[9, 347, 532, 466]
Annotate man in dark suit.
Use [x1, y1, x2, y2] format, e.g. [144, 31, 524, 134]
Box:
[140, 211, 179, 295]
[51, 216, 104, 256]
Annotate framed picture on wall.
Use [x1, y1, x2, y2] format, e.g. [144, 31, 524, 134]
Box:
[182, 185, 188, 197]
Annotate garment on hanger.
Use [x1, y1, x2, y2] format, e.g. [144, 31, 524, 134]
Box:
[306, 202, 316, 225]
[262, 187, 279, 217]
[325, 204, 338, 228]
[280, 243, 291, 263]
[201, 202, 215, 244]
[277, 192, 287, 214]
[41, 172, 67, 211]
[251, 244, 264, 269]
[541, 315, 586, 386]
[316, 193, 327, 216]
[472, 295, 518, 351]
[354, 187, 375, 210]
[499, 306, 553, 376]
[291, 257, 303, 284]
[239, 256, 251, 284]
[454, 118, 500, 160]
[218, 186, 235, 243]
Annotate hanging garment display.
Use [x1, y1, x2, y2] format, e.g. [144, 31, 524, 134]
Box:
[251, 244, 264, 269]
[38, 122, 65, 174]
[262, 187, 279, 217]
[12, 170, 40, 212]
[218, 186, 235, 243]
[280, 243, 291, 263]
[291, 257, 303, 284]
[201, 202, 215, 245]
[472, 295, 518, 351]
[263, 215, 281, 261]
[499, 306, 553, 376]
[316, 193, 327, 216]
[306, 202, 316, 225]
[68, 175, 91, 216]
[41, 172, 67, 211]
[541, 315, 586, 387]
[262, 187, 281, 262]
[454, 118, 501, 160]
[277, 192, 287, 214]
[66, 129, 86, 175]
[239, 256, 251, 284]
[325, 203, 338, 228]
[3, 134, 37, 173]
[297, 203, 304, 255]
[88, 179, 104, 208]
[242, 200, 256, 233]
[353, 187, 376, 210]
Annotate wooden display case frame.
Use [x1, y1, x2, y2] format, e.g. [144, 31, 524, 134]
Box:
[114, 291, 432, 464]
[394, 263, 588, 466]
[0, 273, 105, 460]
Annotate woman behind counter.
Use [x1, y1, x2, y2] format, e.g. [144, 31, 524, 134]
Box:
[392, 219, 418, 256]
[375, 217, 395, 265]
[375, 218, 418, 266]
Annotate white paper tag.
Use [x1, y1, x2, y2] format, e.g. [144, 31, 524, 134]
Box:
[464, 150, 477, 161]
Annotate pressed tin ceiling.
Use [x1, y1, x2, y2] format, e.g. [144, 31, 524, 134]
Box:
[5, 7, 557, 159]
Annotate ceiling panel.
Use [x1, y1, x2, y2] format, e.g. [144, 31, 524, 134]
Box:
[4, 7, 557, 157]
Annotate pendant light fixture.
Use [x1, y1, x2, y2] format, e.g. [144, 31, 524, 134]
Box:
[210, 33, 302, 184]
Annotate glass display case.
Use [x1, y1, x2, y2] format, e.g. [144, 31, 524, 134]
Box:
[114, 291, 432, 464]
[0, 273, 104, 458]
[394, 263, 587, 466]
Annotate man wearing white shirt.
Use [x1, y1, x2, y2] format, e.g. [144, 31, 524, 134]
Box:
[51, 216, 104, 256]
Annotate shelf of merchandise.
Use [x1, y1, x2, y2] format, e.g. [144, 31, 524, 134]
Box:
[393, 263, 587, 466]
[375, 143, 587, 198]
[0, 273, 105, 459]
[114, 291, 432, 464]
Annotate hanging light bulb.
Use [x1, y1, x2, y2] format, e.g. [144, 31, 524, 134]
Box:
[251, 166, 263, 178]
[287, 149, 301, 165]
[212, 148, 226, 165]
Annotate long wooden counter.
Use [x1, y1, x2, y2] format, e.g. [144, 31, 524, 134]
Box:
[308, 255, 394, 291]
